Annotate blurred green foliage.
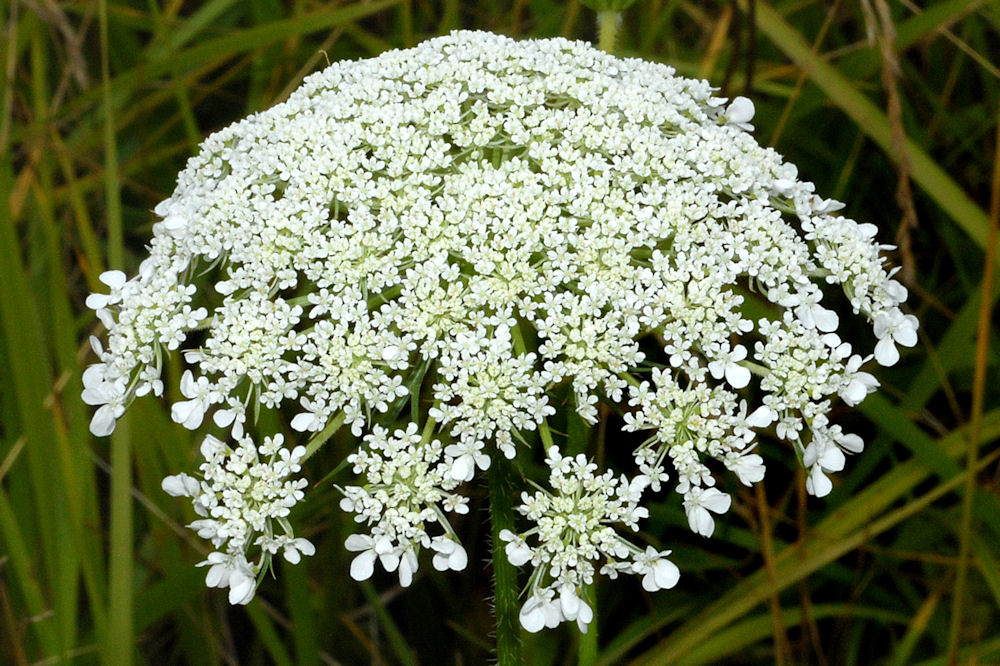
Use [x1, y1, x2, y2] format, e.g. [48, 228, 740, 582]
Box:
[1, 0, 999, 664]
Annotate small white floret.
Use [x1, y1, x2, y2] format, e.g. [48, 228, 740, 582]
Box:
[725, 96, 755, 131]
[161, 473, 200, 497]
[638, 547, 680, 592]
[683, 487, 732, 537]
[430, 537, 469, 572]
[282, 538, 316, 564]
[806, 465, 833, 497]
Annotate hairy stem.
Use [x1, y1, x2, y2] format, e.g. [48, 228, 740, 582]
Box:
[597, 10, 620, 54]
[489, 450, 522, 666]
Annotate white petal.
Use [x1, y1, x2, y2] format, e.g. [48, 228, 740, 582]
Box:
[378, 551, 401, 573]
[294, 539, 316, 557]
[746, 406, 774, 428]
[873, 313, 892, 339]
[806, 466, 833, 497]
[162, 214, 187, 230]
[838, 433, 864, 453]
[228, 571, 256, 605]
[153, 198, 173, 216]
[734, 453, 766, 485]
[85, 293, 111, 310]
[817, 443, 846, 471]
[89, 405, 118, 437]
[200, 434, 224, 459]
[575, 600, 594, 633]
[374, 535, 395, 555]
[874, 337, 899, 366]
[559, 587, 580, 618]
[641, 570, 659, 592]
[686, 505, 715, 537]
[349, 551, 376, 581]
[431, 545, 452, 572]
[725, 363, 751, 389]
[204, 566, 226, 589]
[203, 560, 230, 588]
[543, 600, 562, 629]
[162, 474, 197, 497]
[726, 96, 755, 124]
[171, 399, 205, 430]
[813, 306, 839, 332]
[82, 363, 106, 387]
[505, 541, 532, 566]
[699, 488, 732, 514]
[397, 551, 417, 587]
[449, 545, 468, 571]
[895, 318, 918, 347]
[291, 412, 319, 432]
[652, 558, 680, 590]
[96, 308, 115, 329]
[214, 409, 237, 428]
[99, 270, 127, 289]
[519, 602, 546, 633]
[81, 384, 111, 406]
[345, 534, 373, 552]
[179, 370, 196, 397]
[841, 379, 869, 406]
[450, 455, 474, 481]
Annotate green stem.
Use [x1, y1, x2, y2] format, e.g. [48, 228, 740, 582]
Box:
[577, 583, 598, 666]
[107, 417, 133, 666]
[947, 104, 1000, 664]
[99, 0, 122, 270]
[489, 450, 522, 666]
[100, 0, 130, 653]
[302, 412, 346, 462]
[597, 10, 620, 54]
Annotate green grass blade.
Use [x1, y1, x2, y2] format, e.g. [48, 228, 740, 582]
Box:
[629, 411, 1000, 665]
[751, 0, 996, 255]
[681, 604, 910, 666]
[0, 151, 66, 660]
[284, 560, 320, 666]
[245, 603, 295, 666]
[361, 581, 419, 666]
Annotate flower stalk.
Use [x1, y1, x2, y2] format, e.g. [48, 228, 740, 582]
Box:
[490, 449, 522, 666]
[597, 10, 620, 54]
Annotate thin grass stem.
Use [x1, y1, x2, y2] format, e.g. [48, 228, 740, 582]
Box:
[946, 103, 1000, 666]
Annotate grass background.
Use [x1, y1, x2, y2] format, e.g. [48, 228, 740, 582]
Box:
[1, 0, 999, 663]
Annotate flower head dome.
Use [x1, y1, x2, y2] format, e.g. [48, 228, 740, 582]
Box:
[85, 31, 916, 622]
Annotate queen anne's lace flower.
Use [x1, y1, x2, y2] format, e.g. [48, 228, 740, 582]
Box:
[338, 423, 470, 587]
[161, 433, 311, 604]
[85, 31, 915, 626]
[500, 447, 671, 633]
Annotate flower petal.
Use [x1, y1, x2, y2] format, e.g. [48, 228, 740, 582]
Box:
[349, 550, 376, 581]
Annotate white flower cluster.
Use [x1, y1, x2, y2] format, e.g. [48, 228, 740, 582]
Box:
[622, 368, 772, 536]
[161, 433, 312, 604]
[339, 424, 471, 587]
[83, 31, 916, 626]
[500, 447, 677, 633]
[430, 324, 556, 459]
